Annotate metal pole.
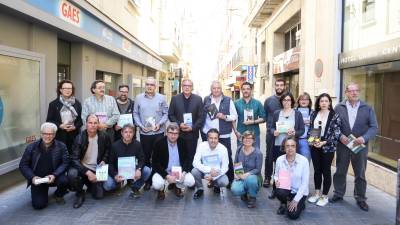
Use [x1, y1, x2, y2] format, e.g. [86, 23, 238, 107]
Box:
[397, 159, 400, 225]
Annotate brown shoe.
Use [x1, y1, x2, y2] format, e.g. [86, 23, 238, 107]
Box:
[174, 186, 184, 198]
[157, 190, 165, 200]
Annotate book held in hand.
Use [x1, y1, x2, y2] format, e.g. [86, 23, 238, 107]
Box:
[278, 169, 291, 190]
[183, 113, 193, 127]
[346, 134, 366, 154]
[171, 166, 183, 182]
[118, 156, 136, 180]
[202, 154, 222, 181]
[95, 112, 108, 124]
[276, 121, 292, 133]
[234, 162, 244, 175]
[206, 103, 218, 120]
[144, 116, 156, 129]
[117, 114, 133, 127]
[244, 109, 254, 122]
[307, 127, 322, 144]
[96, 164, 109, 181]
[34, 177, 50, 185]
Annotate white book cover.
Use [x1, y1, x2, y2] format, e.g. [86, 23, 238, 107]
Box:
[244, 109, 254, 122]
[96, 164, 109, 181]
[183, 113, 193, 127]
[171, 166, 183, 182]
[118, 156, 136, 180]
[276, 121, 292, 133]
[117, 114, 133, 127]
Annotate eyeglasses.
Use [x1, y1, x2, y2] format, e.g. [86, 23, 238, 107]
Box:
[146, 83, 156, 86]
[167, 132, 179, 135]
[61, 88, 73, 90]
[299, 98, 309, 101]
[41, 132, 55, 136]
[182, 84, 192, 87]
[346, 89, 360, 93]
[282, 99, 291, 102]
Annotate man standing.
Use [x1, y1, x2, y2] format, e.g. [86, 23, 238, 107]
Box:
[68, 114, 111, 208]
[19, 122, 69, 209]
[114, 84, 135, 140]
[168, 78, 204, 169]
[331, 83, 378, 211]
[192, 128, 229, 199]
[263, 78, 285, 188]
[134, 77, 169, 189]
[81, 80, 120, 141]
[233, 82, 265, 149]
[104, 124, 151, 198]
[151, 123, 195, 200]
[202, 80, 237, 185]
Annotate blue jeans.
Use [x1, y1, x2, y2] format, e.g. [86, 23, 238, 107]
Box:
[231, 175, 260, 198]
[298, 139, 311, 162]
[103, 166, 151, 191]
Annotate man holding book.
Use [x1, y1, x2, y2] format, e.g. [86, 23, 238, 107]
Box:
[103, 124, 151, 198]
[331, 82, 378, 211]
[151, 123, 195, 200]
[233, 82, 265, 149]
[68, 114, 111, 208]
[134, 77, 169, 190]
[201, 80, 237, 185]
[168, 78, 204, 170]
[192, 128, 229, 199]
[114, 84, 135, 141]
[19, 122, 69, 209]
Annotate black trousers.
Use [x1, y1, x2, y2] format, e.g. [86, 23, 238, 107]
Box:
[275, 188, 306, 220]
[311, 147, 335, 195]
[67, 167, 104, 199]
[182, 136, 199, 171]
[31, 174, 68, 210]
[201, 132, 234, 183]
[264, 133, 274, 180]
[140, 133, 164, 167]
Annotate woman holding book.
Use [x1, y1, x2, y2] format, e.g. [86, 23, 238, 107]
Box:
[274, 136, 309, 220]
[46, 80, 82, 154]
[307, 93, 341, 207]
[231, 131, 263, 208]
[296, 92, 313, 161]
[269, 92, 305, 199]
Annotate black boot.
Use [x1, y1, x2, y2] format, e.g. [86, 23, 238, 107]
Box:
[73, 192, 85, 209]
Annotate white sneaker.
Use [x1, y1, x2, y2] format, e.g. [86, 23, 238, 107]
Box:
[308, 194, 320, 203]
[316, 196, 329, 207]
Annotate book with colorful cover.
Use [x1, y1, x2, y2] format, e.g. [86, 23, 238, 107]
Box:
[144, 116, 156, 129]
[183, 113, 193, 127]
[96, 164, 109, 181]
[171, 166, 183, 182]
[278, 169, 291, 190]
[276, 121, 292, 133]
[346, 134, 366, 154]
[118, 156, 136, 180]
[95, 112, 108, 124]
[244, 109, 254, 122]
[234, 162, 244, 175]
[202, 154, 222, 181]
[117, 114, 133, 127]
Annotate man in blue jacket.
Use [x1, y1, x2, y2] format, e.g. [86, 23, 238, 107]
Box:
[19, 122, 69, 209]
[331, 82, 378, 211]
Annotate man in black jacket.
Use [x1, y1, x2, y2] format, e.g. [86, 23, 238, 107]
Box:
[68, 114, 111, 208]
[114, 84, 135, 141]
[168, 78, 204, 170]
[151, 123, 195, 200]
[103, 124, 151, 198]
[19, 122, 69, 209]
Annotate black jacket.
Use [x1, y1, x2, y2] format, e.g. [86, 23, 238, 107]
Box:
[152, 136, 190, 178]
[19, 139, 69, 186]
[71, 130, 111, 174]
[108, 139, 144, 177]
[168, 93, 204, 139]
[46, 98, 83, 145]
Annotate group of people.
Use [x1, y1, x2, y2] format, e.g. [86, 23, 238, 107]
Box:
[18, 76, 377, 220]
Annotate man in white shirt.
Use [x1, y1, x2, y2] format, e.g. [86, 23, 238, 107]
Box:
[191, 128, 229, 199]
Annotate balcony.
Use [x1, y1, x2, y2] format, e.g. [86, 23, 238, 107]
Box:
[247, 0, 284, 28]
[159, 40, 181, 64]
[231, 47, 256, 71]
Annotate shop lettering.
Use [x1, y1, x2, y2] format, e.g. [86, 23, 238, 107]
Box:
[60, 1, 80, 25]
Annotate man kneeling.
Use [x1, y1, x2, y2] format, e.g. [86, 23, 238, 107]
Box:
[19, 122, 69, 209]
[103, 124, 151, 198]
[152, 123, 195, 200]
[192, 128, 229, 199]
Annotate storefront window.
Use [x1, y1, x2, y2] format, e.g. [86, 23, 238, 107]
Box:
[343, 61, 400, 169]
[0, 54, 40, 165]
[96, 71, 121, 97]
[344, 0, 400, 51]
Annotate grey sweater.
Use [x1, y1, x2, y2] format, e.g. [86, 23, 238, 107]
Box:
[334, 100, 378, 143]
[234, 146, 263, 175]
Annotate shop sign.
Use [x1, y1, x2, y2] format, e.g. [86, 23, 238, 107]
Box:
[247, 65, 256, 82]
[59, 0, 81, 27]
[339, 38, 400, 69]
[272, 47, 300, 74]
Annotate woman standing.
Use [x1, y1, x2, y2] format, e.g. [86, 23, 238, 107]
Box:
[307, 93, 341, 206]
[269, 92, 305, 199]
[231, 131, 263, 208]
[274, 136, 309, 220]
[296, 92, 313, 161]
[46, 80, 82, 153]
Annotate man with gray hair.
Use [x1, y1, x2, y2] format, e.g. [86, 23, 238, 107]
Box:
[134, 77, 169, 190]
[19, 122, 69, 209]
[331, 82, 378, 211]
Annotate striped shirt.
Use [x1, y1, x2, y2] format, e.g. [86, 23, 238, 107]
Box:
[81, 95, 120, 127]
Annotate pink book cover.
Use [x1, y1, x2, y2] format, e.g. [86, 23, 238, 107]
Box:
[278, 170, 291, 190]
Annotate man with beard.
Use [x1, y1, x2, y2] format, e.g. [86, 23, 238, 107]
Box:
[233, 81, 265, 149]
[263, 78, 285, 190]
[114, 85, 135, 140]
